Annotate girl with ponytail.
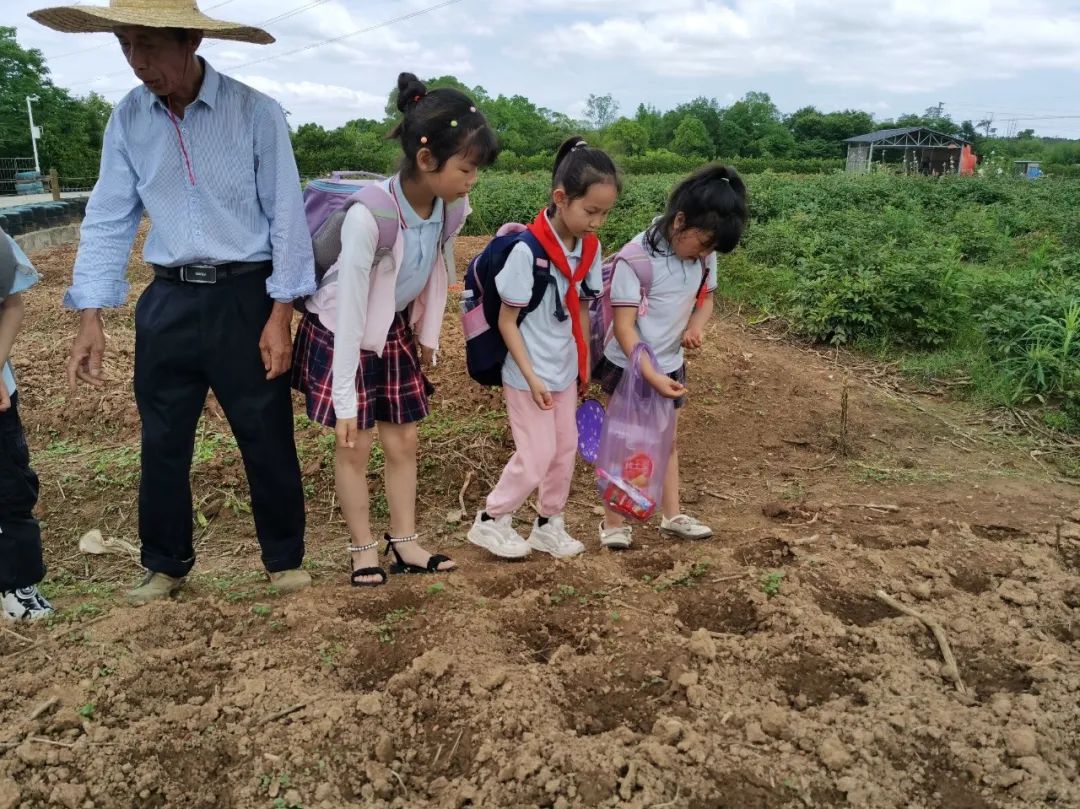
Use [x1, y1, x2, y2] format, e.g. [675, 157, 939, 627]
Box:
[593, 164, 749, 549]
[467, 136, 621, 560]
[293, 72, 498, 586]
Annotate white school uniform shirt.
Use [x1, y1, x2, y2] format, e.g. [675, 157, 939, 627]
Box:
[495, 215, 603, 392]
[1, 233, 39, 396]
[604, 228, 718, 374]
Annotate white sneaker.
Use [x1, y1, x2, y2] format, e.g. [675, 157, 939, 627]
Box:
[2, 586, 55, 621]
[660, 514, 714, 540]
[467, 512, 532, 559]
[528, 516, 585, 558]
[599, 521, 633, 550]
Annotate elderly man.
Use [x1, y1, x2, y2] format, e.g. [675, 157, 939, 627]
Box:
[30, 1, 317, 605]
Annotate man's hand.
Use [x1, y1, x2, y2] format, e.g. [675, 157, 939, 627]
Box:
[260, 302, 294, 380]
[0, 378, 10, 412]
[68, 309, 107, 390]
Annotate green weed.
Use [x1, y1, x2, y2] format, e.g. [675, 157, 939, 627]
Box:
[761, 571, 785, 598]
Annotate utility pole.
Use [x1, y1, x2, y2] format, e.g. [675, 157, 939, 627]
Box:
[26, 95, 42, 175]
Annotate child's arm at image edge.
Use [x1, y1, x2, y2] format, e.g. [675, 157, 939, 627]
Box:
[0, 292, 25, 370]
[0, 292, 25, 409]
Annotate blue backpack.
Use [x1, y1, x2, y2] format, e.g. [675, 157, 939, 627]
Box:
[461, 223, 562, 387]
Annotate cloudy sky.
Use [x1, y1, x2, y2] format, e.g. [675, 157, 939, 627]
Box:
[11, 0, 1080, 138]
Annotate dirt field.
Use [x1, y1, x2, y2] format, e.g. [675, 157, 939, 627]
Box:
[2, 232, 1079, 809]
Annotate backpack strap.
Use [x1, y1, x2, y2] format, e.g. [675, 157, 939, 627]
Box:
[694, 255, 711, 308]
[317, 186, 400, 289]
[353, 185, 402, 256]
[616, 242, 654, 316]
[442, 196, 469, 248]
[516, 230, 560, 321]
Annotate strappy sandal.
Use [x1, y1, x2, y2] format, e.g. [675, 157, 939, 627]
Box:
[349, 541, 388, 587]
[384, 533, 455, 575]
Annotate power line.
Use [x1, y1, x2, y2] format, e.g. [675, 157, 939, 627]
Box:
[946, 102, 1080, 119]
[225, 0, 466, 72]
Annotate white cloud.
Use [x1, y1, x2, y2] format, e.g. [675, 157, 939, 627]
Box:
[233, 74, 386, 123]
[532, 0, 1080, 92]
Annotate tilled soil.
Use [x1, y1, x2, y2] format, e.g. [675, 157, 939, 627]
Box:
[1, 233, 1078, 809]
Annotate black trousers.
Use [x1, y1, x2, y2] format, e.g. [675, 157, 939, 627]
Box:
[0, 392, 45, 590]
[133, 272, 305, 577]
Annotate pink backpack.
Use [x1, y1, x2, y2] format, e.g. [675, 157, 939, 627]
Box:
[300, 171, 468, 320]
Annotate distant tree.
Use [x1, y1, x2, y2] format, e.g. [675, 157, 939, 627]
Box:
[585, 93, 620, 130]
[0, 27, 112, 179]
[671, 116, 713, 157]
[717, 92, 792, 157]
[604, 117, 649, 156]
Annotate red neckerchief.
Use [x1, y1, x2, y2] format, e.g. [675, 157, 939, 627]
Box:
[527, 210, 599, 385]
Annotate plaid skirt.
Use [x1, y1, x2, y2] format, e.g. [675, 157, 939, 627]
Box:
[594, 355, 687, 410]
[292, 311, 434, 429]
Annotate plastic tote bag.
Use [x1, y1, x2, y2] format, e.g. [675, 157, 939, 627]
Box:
[595, 343, 676, 521]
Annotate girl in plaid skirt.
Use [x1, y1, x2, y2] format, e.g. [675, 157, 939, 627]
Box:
[293, 73, 498, 586]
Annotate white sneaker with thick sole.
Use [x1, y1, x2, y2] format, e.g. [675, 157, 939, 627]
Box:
[660, 514, 714, 540]
[467, 512, 532, 559]
[2, 586, 55, 621]
[528, 516, 585, 558]
[599, 521, 633, 550]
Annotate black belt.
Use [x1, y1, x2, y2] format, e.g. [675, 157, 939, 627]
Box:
[152, 261, 272, 285]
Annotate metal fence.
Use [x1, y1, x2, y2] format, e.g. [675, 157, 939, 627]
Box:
[0, 157, 37, 195]
[59, 176, 99, 193]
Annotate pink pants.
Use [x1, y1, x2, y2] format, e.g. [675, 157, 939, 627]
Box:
[485, 385, 578, 518]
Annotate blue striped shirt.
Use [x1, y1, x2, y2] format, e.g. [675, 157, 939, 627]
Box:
[66, 60, 315, 308]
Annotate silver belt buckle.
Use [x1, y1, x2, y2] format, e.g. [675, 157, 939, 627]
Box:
[180, 264, 218, 284]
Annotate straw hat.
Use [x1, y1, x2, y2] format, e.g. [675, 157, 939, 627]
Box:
[29, 0, 275, 44]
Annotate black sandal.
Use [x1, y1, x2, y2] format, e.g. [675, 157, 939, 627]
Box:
[384, 533, 455, 575]
[349, 541, 388, 588]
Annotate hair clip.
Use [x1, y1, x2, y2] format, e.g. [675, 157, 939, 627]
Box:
[572, 140, 588, 151]
[469, 106, 477, 113]
[720, 177, 730, 183]
[420, 136, 428, 144]
[450, 119, 458, 127]
[413, 94, 424, 102]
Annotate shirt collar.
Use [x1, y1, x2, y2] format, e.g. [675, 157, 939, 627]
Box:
[392, 175, 444, 228]
[145, 58, 220, 113]
[545, 211, 583, 259]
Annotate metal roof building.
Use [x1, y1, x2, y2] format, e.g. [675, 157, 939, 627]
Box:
[843, 127, 971, 175]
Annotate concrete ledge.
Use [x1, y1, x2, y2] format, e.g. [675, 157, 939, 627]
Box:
[15, 222, 83, 252]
